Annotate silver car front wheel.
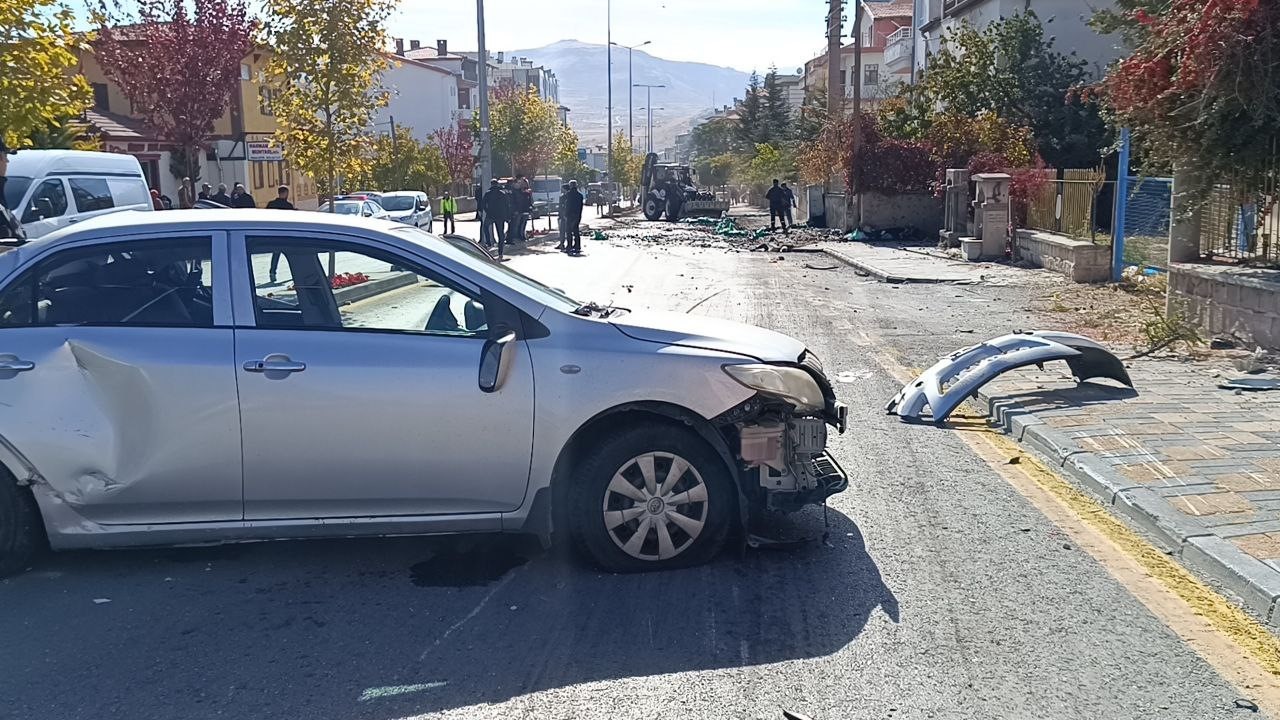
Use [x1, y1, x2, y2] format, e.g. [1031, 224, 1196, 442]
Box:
[603, 452, 709, 562]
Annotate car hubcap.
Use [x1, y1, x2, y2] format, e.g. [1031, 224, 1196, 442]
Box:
[603, 452, 708, 562]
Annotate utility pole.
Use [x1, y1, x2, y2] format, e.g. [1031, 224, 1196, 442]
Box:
[611, 40, 651, 150]
[606, 0, 613, 184]
[476, 0, 492, 192]
[850, 1, 863, 228]
[826, 0, 843, 121]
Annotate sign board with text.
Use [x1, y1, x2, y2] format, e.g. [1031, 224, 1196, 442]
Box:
[246, 141, 283, 162]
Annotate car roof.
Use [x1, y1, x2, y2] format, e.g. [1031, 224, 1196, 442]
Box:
[379, 191, 425, 197]
[6, 149, 146, 177]
[36, 209, 401, 243]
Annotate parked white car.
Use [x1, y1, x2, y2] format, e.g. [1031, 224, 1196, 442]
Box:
[1, 150, 152, 238]
[0, 210, 846, 575]
[317, 199, 388, 219]
[378, 191, 433, 229]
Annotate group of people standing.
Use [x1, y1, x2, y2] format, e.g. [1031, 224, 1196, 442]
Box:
[765, 179, 799, 235]
[477, 176, 534, 260]
[148, 178, 266, 210]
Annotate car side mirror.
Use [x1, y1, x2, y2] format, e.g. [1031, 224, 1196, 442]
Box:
[363, 210, 372, 217]
[479, 328, 517, 393]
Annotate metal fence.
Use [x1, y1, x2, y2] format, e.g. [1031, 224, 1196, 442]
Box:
[1119, 176, 1173, 270]
[1026, 169, 1109, 243]
[1199, 184, 1280, 267]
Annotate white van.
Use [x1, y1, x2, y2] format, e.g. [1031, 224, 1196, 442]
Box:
[2, 150, 152, 238]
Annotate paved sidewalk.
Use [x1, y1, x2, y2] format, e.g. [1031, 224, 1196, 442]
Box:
[974, 355, 1280, 624]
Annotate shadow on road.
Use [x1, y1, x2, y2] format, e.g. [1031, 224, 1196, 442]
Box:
[0, 507, 895, 719]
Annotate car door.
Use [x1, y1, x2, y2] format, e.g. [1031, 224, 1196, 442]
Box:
[19, 178, 71, 237]
[230, 231, 536, 520]
[0, 232, 242, 524]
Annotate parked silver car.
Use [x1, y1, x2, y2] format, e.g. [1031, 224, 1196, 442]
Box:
[0, 210, 847, 574]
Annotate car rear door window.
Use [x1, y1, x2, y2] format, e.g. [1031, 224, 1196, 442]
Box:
[69, 177, 115, 213]
[0, 238, 215, 328]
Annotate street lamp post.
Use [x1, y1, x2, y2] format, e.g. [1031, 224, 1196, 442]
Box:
[606, 0, 612, 185]
[633, 83, 665, 154]
[638, 107, 665, 156]
[610, 39, 650, 150]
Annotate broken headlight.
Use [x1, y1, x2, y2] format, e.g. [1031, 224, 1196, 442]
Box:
[722, 364, 824, 414]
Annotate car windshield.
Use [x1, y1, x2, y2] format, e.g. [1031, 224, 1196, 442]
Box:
[379, 196, 416, 211]
[320, 202, 362, 215]
[532, 179, 561, 193]
[2, 176, 32, 212]
[393, 226, 579, 309]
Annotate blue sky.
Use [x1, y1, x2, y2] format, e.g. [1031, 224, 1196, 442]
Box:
[393, 0, 836, 74]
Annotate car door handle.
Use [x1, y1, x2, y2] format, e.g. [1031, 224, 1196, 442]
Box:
[243, 358, 307, 374]
[0, 358, 35, 372]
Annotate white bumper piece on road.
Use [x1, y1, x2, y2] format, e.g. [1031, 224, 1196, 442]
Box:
[885, 331, 1133, 425]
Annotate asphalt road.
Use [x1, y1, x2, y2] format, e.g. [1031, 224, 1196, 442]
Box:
[0, 230, 1258, 720]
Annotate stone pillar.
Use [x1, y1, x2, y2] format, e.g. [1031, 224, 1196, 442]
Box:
[972, 173, 1011, 259]
[939, 168, 970, 247]
[1169, 164, 1203, 264]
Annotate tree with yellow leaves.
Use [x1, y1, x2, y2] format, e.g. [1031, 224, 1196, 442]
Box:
[1, 0, 91, 150]
[264, 0, 393, 203]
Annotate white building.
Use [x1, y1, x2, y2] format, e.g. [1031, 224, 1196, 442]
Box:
[912, 0, 1121, 81]
[399, 39, 481, 123]
[375, 52, 465, 145]
[803, 0, 913, 110]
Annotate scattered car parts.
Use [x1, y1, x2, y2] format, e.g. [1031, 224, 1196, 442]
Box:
[885, 331, 1133, 424]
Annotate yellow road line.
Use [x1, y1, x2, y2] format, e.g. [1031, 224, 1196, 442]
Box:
[872, 348, 1280, 713]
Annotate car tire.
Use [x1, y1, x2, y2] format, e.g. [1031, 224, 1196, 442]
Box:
[568, 425, 735, 572]
[0, 471, 42, 578]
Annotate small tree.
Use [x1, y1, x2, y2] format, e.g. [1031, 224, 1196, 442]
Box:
[266, 0, 393, 204]
[608, 131, 644, 189]
[762, 66, 792, 145]
[350, 127, 448, 193]
[94, 0, 256, 182]
[552, 124, 591, 183]
[487, 85, 562, 177]
[1, 0, 91, 151]
[431, 120, 474, 193]
[735, 72, 764, 149]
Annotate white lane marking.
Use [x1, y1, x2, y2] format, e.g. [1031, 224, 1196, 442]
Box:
[419, 568, 521, 661]
[358, 682, 447, 702]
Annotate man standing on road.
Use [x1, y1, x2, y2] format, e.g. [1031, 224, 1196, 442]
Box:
[0, 142, 27, 243]
[765, 178, 788, 235]
[231, 183, 256, 208]
[511, 176, 532, 244]
[210, 183, 232, 206]
[781, 182, 797, 229]
[563, 180, 584, 256]
[439, 191, 457, 234]
[178, 177, 195, 209]
[265, 185, 294, 283]
[198, 183, 212, 202]
[482, 179, 512, 259]
[556, 183, 570, 251]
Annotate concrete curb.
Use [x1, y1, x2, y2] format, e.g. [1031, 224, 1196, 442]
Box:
[333, 272, 418, 305]
[818, 247, 907, 284]
[975, 385, 1280, 627]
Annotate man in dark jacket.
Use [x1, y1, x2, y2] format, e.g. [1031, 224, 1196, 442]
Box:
[231, 183, 256, 208]
[562, 180, 585, 255]
[764, 178, 788, 234]
[781, 182, 797, 228]
[210, 183, 232, 206]
[482, 179, 512, 259]
[0, 143, 26, 243]
[556, 183, 570, 250]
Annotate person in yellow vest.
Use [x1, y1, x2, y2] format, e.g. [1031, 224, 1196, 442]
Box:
[439, 191, 457, 234]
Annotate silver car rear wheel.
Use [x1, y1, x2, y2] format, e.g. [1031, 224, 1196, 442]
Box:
[603, 451, 709, 562]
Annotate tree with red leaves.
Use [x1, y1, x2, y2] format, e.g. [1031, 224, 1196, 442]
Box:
[431, 120, 474, 193]
[93, 0, 256, 183]
[1101, 0, 1279, 194]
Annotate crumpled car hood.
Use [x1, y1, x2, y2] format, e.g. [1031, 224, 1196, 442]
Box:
[610, 310, 805, 363]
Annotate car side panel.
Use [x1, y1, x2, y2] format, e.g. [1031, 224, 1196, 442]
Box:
[504, 311, 755, 529]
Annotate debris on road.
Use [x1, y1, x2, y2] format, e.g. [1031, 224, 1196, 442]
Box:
[92, 598, 111, 604]
[1219, 377, 1280, 392]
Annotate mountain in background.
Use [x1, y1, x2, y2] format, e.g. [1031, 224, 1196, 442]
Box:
[509, 39, 750, 150]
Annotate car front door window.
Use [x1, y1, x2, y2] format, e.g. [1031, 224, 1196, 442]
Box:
[21, 179, 68, 224]
[247, 239, 486, 336]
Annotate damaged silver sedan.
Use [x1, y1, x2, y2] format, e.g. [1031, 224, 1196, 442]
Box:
[0, 210, 847, 575]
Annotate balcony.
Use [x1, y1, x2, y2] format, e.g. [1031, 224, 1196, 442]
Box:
[884, 27, 913, 72]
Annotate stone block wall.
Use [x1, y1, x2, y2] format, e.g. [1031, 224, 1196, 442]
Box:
[1014, 229, 1112, 283]
[1169, 264, 1280, 350]
[859, 192, 945, 237]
